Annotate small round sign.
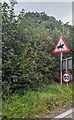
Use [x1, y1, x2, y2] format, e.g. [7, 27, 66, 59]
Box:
[63, 73, 70, 83]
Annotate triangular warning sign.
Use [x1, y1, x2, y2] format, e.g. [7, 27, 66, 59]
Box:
[52, 36, 70, 54]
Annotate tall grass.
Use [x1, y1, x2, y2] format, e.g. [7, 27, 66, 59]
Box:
[2, 83, 72, 118]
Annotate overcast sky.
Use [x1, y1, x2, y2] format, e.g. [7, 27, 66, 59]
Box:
[2, 0, 73, 25]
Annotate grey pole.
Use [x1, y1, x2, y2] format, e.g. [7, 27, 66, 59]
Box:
[66, 58, 68, 89]
[60, 53, 63, 86]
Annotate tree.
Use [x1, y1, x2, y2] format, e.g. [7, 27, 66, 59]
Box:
[2, 2, 72, 96]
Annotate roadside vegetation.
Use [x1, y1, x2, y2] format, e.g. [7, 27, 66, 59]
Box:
[2, 0, 73, 118]
[3, 83, 72, 118]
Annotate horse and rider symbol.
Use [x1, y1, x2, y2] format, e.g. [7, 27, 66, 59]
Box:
[57, 43, 64, 50]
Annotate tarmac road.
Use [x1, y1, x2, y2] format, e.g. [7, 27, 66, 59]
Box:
[64, 111, 74, 118]
[64, 113, 72, 118]
[54, 107, 74, 119]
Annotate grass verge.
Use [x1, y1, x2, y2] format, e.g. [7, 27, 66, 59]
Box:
[2, 83, 72, 118]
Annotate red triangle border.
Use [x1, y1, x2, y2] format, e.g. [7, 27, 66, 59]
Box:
[52, 35, 70, 54]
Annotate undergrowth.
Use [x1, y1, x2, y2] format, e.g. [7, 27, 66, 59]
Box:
[2, 83, 72, 118]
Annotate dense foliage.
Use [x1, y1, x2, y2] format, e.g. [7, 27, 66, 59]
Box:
[2, 1, 73, 96]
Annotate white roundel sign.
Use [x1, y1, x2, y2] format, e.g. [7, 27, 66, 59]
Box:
[63, 73, 70, 83]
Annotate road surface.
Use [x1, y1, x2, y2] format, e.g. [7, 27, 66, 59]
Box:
[54, 107, 74, 119]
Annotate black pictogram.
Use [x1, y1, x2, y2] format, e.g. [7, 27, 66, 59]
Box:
[57, 43, 64, 50]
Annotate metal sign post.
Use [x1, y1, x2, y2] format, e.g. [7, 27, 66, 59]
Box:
[60, 53, 63, 86]
[62, 57, 72, 88]
[66, 58, 68, 89]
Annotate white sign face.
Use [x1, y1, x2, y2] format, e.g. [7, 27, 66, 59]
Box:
[52, 36, 70, 54]
[55, 38, 67, 52]
[63, 73, 70, 83]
